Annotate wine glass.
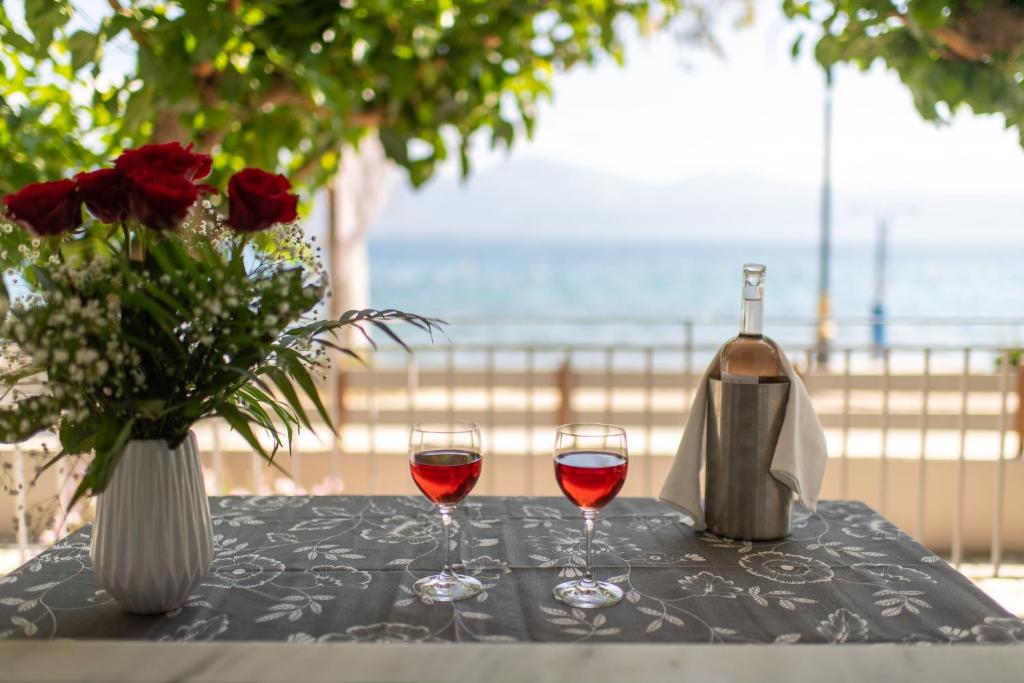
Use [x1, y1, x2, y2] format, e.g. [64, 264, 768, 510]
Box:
[552, 423, 629, 608]
[409, 421, 484, 602]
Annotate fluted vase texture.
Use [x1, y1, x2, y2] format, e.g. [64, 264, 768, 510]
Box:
[90, 432, 213, 614]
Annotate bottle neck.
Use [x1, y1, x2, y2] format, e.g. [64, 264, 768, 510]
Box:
[740, 298, 763, 337]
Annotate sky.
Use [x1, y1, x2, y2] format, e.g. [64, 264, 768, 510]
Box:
[377, 0, 1024, 245]
[465, 2, 1024, 196]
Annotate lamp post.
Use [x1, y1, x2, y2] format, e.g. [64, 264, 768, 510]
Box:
[816, 68, 834, 365]
[871, 217, 889, 356]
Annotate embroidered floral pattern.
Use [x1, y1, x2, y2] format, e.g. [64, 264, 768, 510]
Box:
[739, 551, 834, 585]
[342, 622, 437, 643]
[676, 572, 743, 598]
[206, 553, 285, 589]
[0, 497, 1018, 644]
[817, 608, 869, 643]
[854, 563, 936, 584]
[310, 565, 372, 590]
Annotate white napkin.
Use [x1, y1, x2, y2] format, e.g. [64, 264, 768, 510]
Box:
[658, 344, 829, 530]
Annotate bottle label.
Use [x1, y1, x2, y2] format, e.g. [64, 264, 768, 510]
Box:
[720, 372, 760, 385]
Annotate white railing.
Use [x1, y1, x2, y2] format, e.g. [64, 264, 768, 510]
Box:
[3, 317, 1023, 577]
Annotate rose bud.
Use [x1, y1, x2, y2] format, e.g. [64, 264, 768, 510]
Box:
[115, 142, 212, 182]
[2, 179, 82, 236]
[126, 168, 200, 231]
[76, 168, 130, 223]
[226, 168, 298, 233]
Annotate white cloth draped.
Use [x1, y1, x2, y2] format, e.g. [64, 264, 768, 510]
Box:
[658, 345, 829, 529]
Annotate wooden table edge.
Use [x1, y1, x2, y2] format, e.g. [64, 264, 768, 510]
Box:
[0, 640, 1021, 683]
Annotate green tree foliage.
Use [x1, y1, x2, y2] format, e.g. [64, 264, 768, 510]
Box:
[0, 0, 687, 194]
[785, 0, 1024, 142]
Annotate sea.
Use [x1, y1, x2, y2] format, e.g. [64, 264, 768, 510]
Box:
[368, 237, 1024, 353]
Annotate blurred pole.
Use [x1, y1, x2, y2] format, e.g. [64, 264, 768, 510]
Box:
[329, 136, 391, 346]
[871, 218, 888, 356]
[815, 68, 834, 365]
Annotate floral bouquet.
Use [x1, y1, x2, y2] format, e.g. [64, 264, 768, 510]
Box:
[0, 142, 438, 507]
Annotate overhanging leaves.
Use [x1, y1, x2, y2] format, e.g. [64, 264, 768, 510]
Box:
[0, 0, 694, 192]
[787, 0, 1024, 144]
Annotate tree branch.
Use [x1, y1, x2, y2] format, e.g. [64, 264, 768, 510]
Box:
[151, 109, 186, 144]
[106, 0, 146, 47]
[260, 78, 384, 127]
[292, 148, 330, 185]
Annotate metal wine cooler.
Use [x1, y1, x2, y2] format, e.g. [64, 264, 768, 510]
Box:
[705, 378, 793, 541]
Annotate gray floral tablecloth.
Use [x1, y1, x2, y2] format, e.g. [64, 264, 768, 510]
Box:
[0, 496, 1020, 644]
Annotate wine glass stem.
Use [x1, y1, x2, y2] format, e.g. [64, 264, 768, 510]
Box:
[439, 504, 455, 580]
[582, 509, 596, 585]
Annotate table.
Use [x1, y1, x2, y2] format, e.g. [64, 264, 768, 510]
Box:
[0, 496, 1020, 645]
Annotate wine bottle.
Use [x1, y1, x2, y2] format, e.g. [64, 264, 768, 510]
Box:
[718, 263, 784, 383]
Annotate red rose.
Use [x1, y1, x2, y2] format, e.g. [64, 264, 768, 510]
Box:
[126, 168, 200, 231]
[226, 168, 298, 233]
[2, 179, 82, 236]
[115, 142, 212, 182]
[75, 168, 129, 223]
[110, 142, 215, 229]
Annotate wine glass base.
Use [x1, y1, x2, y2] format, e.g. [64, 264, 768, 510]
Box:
[553, 579, 623, 609]
[413, 573, 483, 602]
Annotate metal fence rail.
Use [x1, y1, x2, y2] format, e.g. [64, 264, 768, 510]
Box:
[3, 336, 1022, 576]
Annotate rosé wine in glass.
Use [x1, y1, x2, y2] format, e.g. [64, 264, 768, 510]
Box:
[551, 424, 629, 609]
[408, 423, 484, 603]
[410, 449, 482, 505]
[554, 451, 627, 510]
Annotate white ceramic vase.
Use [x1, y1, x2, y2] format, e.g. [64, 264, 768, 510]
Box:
[90, 431, 213, 614]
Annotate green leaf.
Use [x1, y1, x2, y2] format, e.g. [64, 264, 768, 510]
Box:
[263, 365, 313, 431]
[217, 402, 271, 460]
[120, 86, 156, 137]
[58, 418, 95, 454]
[24, 0, 71, 54]
[378, 127, 409, 165]
[814, 36, 842, 69]
[1, 27, 35, 53]
[67, 30, 100, 72]
[908, 0, 949, 31]
[282, 354, 333, 431]
[790, 34, 803, 59]
[239, 385, 296, 450]
[68, 415, 134, 508]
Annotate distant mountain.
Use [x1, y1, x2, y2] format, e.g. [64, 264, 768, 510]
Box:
[374, 157, 1023, 245]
